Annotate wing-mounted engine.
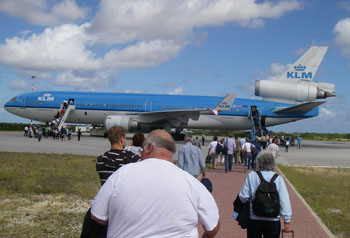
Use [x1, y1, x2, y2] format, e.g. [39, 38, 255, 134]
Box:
[105, 115, 148, 132]
[255, 80, 335, 103]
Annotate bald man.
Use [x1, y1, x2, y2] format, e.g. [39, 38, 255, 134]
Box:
[90, 130, 220, 238]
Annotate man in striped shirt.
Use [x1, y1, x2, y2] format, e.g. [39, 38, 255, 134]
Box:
[81, 126, 140, 237]
[96, 126, 140, 185]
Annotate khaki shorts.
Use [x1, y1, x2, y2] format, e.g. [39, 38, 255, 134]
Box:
[211, 152, 218, 162]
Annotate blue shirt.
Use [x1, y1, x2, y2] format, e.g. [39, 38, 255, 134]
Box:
[239, 171, 292, 222]
[224, 137, 236, 155]
[178, 142, 205, 176]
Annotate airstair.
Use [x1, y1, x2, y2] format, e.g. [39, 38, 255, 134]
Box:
[249, 106, 263, 142]
[58, 104, 75, 130]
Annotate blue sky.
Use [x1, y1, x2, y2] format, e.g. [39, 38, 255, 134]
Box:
[0, 0, 349, 133]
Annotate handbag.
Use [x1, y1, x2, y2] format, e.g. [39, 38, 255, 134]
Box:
[222, 146, 228, 155]
[205, 155, 211, 164]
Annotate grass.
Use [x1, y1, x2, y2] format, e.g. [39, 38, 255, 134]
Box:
[278, 165, 350, 238]
[0, 152, 100, 237]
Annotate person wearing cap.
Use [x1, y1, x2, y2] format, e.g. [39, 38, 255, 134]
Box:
[90, 130, 220, 238]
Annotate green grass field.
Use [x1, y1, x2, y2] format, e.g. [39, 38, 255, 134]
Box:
[0, 152, 100, 237]
[0, 152, 349, 237]
[279, 165, 350, 238]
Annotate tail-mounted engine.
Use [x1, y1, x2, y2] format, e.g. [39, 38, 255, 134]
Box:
[255, 80, 335, 102]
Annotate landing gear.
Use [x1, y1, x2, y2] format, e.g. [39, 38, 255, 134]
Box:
[172, 132, 185, 141]
[171, 128, 185, 141]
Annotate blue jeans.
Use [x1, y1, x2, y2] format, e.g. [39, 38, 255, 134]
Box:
[244, 153, 252, 169]
[225, 154, 233, 173]
[247, 219, 280, 238]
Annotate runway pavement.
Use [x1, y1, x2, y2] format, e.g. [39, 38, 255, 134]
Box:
[1, 131, 349, 167]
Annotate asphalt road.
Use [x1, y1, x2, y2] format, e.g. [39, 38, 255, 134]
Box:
[1, 131, 349, 167]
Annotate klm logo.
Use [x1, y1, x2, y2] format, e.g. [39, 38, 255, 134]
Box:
[287, 64, 312, 79]
[38, 93, 54, 101]
[219, 102, 230, 109]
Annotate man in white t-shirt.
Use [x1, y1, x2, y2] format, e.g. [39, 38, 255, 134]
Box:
[91, 130, 220, 238]
[267, 140, 279, 159]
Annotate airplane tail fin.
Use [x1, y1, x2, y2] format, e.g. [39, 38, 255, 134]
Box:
[255, 46, 335, 103]
[279, 46, 328, 81]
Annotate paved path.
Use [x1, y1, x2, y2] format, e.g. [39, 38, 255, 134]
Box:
[198, 164, 332, 238]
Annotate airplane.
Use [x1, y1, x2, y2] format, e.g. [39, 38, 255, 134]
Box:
[4, 46, 335, 138]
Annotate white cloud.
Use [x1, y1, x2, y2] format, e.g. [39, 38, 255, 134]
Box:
[0, 0, 88, 26]
[8, 79, 29, 90]
[89, 0, 301, 44]
[267, 62, 289, 80]
[53, 70, 115, 91]
[0, 0, 302, 92]
[272, 96, 350, 133]
[337, 1, 350, 11]
[124, 89, 143, 94]
[333, 18, 350, 56]
[253, 62, 288, 81]
[103, 40, 184, 69]
[167, 87, 183, 95]
[0, 23, 101, 71]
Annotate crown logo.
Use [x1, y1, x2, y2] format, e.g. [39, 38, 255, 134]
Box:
[294, 64, 306, 71]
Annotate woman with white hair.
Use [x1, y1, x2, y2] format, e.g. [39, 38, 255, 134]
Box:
[238, 151, 292, 238]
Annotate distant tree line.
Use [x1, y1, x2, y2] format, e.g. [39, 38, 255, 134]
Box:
[0, 123, 349, 141]
[192, 129, 350, 141]
[0, 122, 30, 131]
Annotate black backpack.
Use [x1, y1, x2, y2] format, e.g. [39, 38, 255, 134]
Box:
[252, 171, 280, 218]
[215, 143, 223, 153]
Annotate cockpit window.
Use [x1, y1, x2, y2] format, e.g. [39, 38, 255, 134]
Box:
[10, 97, 16, 103]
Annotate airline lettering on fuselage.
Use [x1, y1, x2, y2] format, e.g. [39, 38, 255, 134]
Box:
[38, 93, 55, 102]
[287, 72, 312, 79]
[219, 102, 230, 109]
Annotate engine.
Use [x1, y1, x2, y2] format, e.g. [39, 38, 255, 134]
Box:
[255, 80, 335, 102]
[104, 115, 141, 132]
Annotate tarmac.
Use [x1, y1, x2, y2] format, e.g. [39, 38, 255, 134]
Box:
[1, 131, 349, 237]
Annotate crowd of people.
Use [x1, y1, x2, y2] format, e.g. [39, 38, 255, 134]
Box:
[24, 124, 78, 142]
[23, 100, 81, 142]
[79, 127, 293, 238]
[203, 134, 300, 174]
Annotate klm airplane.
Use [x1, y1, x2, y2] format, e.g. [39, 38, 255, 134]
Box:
[4, 46, 335, 136]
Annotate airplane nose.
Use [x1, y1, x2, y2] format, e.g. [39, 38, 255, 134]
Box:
[4, 100, 11, 112]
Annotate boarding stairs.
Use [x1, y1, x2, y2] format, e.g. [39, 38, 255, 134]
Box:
[249, 106, 263, 142]
[58, 104, 75, 131]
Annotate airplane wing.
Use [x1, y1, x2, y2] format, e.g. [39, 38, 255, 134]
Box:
[273, 101, 325, 114]
[134, 93, 237, 127]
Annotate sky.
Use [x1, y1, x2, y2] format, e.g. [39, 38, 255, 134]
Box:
[0, 0, 349, 133]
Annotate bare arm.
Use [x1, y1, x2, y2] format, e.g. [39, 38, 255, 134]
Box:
[282, 222, 292, 232]
[202, 220, 220, 238]
[90, 213, 108, 226]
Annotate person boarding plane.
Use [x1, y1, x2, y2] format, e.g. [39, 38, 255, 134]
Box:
[4, 46, 335, 138]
